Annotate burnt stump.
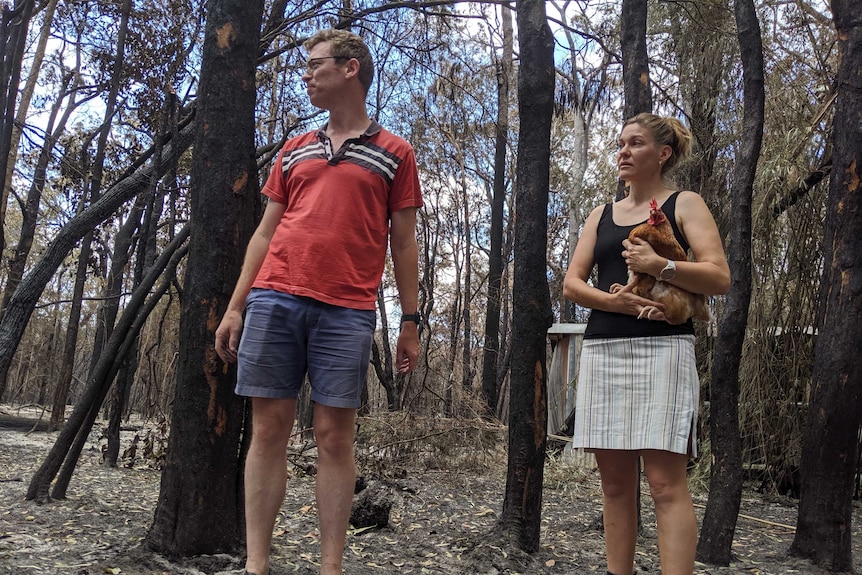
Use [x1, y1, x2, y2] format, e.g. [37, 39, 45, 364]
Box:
[350, 480, 393, 529]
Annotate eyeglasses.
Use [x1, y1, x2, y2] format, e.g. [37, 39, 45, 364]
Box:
[304, 56, 349, 73]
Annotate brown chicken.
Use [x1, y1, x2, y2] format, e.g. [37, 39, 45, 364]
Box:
[625, 198, 710, 325]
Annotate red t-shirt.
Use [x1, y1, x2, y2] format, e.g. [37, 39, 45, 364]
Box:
[253, 121, 423, 310]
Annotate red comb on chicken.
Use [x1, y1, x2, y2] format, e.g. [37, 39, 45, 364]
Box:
[625, 198, 710, 324]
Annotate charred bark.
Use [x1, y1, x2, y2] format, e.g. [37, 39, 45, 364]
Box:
[0, 0, 34, 257]
[25, 227, 190, 501]
[0, 116, 195, 399]
[480, 3, 512, 419]
[102, 93, 175, 466]
[145, 0, 263, 557]
[697, 0, 764, 565]
[51, 239, 189, 500]
[620, 0, 651, 120]
[617, 0, 651, 202]
[789, 0, 862, 570]
[770, 158, 832, 218]
[498, 0, 554, 553]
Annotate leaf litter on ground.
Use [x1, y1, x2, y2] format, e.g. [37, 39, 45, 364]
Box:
[1, 406, 860, 575]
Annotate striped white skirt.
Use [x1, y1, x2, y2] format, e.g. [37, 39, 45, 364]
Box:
[571, 335, 699, 456]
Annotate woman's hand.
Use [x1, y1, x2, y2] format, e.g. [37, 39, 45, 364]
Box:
[621, 237, 661, 276]
[609, 278, 667, 321]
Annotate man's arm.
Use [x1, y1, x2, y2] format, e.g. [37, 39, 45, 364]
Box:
[389, 207, 419, 374]
[214, 199, 287, 363]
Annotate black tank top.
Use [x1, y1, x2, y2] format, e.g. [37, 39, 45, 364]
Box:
[584, 191, 695, 339]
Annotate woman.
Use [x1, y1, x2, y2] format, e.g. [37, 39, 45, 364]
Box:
[563, 113, 730, 575]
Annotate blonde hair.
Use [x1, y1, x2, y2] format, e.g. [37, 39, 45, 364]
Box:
[304, 29, 374, 94]
[624, 113, 692, 174]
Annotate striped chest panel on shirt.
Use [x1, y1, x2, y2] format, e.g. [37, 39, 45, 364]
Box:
[280, 137, 401, 186]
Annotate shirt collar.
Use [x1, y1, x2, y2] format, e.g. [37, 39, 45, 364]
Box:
[316, 120, 381, 141]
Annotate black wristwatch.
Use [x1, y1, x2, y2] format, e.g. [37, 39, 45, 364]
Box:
[401, 313, 421, 325]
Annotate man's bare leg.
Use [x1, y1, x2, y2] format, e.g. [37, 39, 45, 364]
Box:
[244, 397, 297, 575]
[313, 403, 357, 575]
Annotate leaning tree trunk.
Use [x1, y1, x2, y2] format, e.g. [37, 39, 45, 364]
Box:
[1, 70, 77, 314]
[696, 0, 764, 565]
[480, 2, 512, 418]
[0, 117, 195, 399]
[26, 227, 190, 502]
[789, 0, 862, 570]
[0, 0, 34, 258]
[498, 0, 554, 553]
[0, 0, 58, 252]
[145, 0, 263, 557]
[102, 93, 174, 466]
[52, 241, 189, 501]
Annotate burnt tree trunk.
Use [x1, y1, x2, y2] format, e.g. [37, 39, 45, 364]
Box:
[1, 70, 78, 316]
[0, 114, 195, 399]
[696, 0, 763, 566]
[50, 0, 133, 430]
[620, 0, 651, 120]
[480, 3, 512, 419]
[103, 93, 174, 466]
[789, 0, 862, 570]
[498, 0, 554, 553]
[0, 0, 34, 258]
[616, 0, 651, 202]
[1, 0, 59, 255]
[51, 240, 189, 500]
[461, 180, 472, 398]
[84, 0, 134, 365]
[616, 0, 656, 519]
[145, 0, 263, 557]
[370, 286, 397, 410]
[25, 228, 190, 501]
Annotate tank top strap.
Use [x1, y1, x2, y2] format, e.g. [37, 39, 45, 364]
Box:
[662, 191, 690, 253]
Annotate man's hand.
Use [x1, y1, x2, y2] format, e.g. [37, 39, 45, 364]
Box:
[395, 322, 419, 374]
[215, 310, 243, 364]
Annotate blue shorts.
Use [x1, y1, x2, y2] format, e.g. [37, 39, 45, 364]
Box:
[235, 289, 376, 409]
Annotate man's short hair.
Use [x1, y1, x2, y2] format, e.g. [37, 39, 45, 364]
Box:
[305, 29, 374, 94]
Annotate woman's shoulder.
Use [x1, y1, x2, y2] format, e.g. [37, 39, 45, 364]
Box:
[594, 201, 612, 213]
[674, 190, 705, 203]
[586, 202, 611, 221]
[573, 203, 615, 241]
[674, 191, 719, 237]
[673, 190, 710, 213]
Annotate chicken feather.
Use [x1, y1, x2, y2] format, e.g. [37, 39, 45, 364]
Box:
[626, 198, 710, 325]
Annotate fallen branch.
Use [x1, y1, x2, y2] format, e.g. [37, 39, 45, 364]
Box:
[693, 502, 796, 531]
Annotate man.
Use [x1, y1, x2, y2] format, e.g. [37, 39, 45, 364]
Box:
[215, 29, 422, 575]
